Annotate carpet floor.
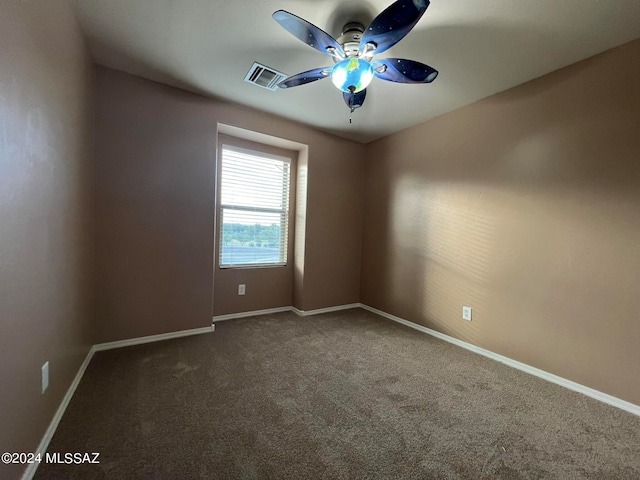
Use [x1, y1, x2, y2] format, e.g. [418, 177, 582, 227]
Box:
[35, 308, 639, 479]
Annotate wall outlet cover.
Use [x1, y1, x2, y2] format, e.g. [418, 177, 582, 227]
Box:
[462, 306, 472, 321]
[238, 284, 246, 295]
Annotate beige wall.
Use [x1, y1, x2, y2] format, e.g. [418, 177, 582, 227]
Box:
[94, 67, 365, 341]
[301, 137, 365, 310]
[94, 68, 217, 342]
[361, 39, 640, 405]
[0, 1, 94, 478]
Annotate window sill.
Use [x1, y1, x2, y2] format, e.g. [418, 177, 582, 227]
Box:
[219, 263, 287, 270]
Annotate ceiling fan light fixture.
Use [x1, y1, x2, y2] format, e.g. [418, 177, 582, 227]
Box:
[272, 1, 437, 111]
[330, 57, 374, 93]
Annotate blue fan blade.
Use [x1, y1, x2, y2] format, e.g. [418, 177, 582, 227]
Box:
[277, 67, 331, 89]
[360, 0, 430, 56]
[273, 10, 345, 58]
[343, 89, 367, 109]
[372, 58, 438, 83]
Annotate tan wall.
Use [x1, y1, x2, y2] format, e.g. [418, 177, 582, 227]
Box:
[293, 148, 309, 310]
[301, 138, 366, 310]
[0, 1, 94, 478]
[94, 67, 365, 341]
[361, 39, 640, 405]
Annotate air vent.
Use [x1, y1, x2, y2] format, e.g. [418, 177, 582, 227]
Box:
[244, 62, 287, 91]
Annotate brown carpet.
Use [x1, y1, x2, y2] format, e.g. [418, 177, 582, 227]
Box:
[35, 308, 639, 479]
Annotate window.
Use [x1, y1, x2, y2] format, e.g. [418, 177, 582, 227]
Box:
[219, 144, 291, 268]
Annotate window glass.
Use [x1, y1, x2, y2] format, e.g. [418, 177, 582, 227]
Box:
[219, 145, 291, 267]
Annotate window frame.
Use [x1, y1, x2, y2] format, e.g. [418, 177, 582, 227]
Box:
[217, 143, 293, 269]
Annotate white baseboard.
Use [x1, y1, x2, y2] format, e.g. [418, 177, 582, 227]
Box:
[21, 346, 96, 480]
[212, 306, 291, 322]
[94, 325, 214, 352]
[292, 303, 361, 317]
[360, 304, 640, 417]
[212, 303, 361, 322]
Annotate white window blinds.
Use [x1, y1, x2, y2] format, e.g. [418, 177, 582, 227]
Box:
[219, 145, 291, 267]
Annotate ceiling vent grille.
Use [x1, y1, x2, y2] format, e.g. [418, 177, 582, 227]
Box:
[244, 62, 287, 91]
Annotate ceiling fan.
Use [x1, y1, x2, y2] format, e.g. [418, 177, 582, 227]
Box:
[273, 0, 438, 118]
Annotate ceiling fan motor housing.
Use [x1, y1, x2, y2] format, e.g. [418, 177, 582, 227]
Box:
[337, 22, 365, 58]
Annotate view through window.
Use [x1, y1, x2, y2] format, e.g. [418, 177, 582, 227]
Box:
[219, 145, 291, 267]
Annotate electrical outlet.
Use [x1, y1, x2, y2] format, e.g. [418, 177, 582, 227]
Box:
[462, 306, 472, 321]
[238, 284, 246, 296]
[42, 361, 49, 393]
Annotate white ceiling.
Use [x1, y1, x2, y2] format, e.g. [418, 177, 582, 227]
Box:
[74, 0, 640, 143]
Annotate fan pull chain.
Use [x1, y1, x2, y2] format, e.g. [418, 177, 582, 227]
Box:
[348, 86, 355, 124]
